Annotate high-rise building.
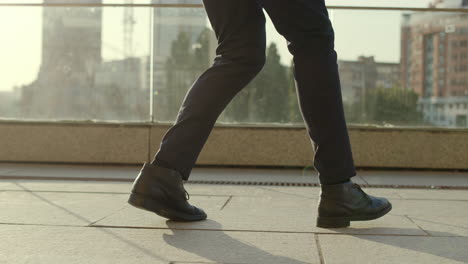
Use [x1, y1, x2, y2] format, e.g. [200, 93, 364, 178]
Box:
[21, 0, 102, 119]
[400, 0, 468, 127]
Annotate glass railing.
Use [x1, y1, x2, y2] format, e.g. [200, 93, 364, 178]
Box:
[0, 1, 467, 128]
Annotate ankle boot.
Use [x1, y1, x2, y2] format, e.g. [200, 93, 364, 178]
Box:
[128, 163, 207, 221]
[316, 181, 392, 228]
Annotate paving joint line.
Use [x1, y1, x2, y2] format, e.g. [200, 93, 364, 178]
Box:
[220, 196, 233, 210]
[314, 234, 326, 264]
[408, 217, 468, 230]
[13, 182, 94, 225]
[404, 215, 432, 236]
[358, 175, 370, 185]
[87, 205, 128, 227]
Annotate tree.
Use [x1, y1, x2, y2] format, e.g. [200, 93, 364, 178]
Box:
[162, 31, 205, 120]
[162, 33, 302, 125]
[347, 85, 426, 126]
[286, 60, 305, 124]
[251, 43, 291, 123]
[224, 43, 297, 124]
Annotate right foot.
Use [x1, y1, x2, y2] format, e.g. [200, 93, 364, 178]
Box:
[316, 181, 392, 228]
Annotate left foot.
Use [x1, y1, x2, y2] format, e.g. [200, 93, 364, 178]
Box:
[128, 163, 207, 222]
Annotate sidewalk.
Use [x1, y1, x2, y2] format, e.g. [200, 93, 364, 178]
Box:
[1, 164, 467, 263]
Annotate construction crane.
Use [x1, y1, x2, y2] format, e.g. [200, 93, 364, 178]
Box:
[123, 0, 136, 58]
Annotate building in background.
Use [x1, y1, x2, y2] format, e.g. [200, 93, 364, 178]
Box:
[339, 56, 400, 105]
[94, 57, 150, 120]
[19, 0, 151, 121]
[21, 0, 103, 119]
[400, 0, 468, 127]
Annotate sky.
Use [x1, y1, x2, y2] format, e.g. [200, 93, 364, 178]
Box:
[0, 0, 445, 92]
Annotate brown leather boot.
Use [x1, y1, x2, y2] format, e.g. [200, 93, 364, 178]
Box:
[316, 181, 392, 228]
[128, 163, 207, 221]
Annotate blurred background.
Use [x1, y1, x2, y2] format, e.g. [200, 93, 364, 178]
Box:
[0, 0, 467, 170]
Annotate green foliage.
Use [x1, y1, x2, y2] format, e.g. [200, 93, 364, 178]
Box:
[161, 30, 212, 120]
[252, 43, 292, 122]
[224, 43, 303, 124]
[162, 29, 303, 124]
[345, 85, 426, 126]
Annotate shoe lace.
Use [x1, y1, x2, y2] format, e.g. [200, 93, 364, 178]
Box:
[182, 181, 190, 200]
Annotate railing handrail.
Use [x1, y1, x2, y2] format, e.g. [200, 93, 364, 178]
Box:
[0, 3, 467, 13]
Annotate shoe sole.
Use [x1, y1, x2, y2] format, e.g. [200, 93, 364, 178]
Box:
[316, 203, 392, 228]
[128, 193, 207, 222]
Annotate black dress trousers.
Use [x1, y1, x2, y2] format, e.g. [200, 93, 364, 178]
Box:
[152, 0, 357, 185]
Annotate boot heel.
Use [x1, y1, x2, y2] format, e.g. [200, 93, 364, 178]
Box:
[316, 217, 350, 228]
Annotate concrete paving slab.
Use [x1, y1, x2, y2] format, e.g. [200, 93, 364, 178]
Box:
[0, 224, 319, 264]
[0, 180, 23, 191]
[390, 199, 468, 218]
[319, 234, 468, 264]
[16, 180, 132, 193]
[397, 189, 468, 201]
[215, 196, 422, 235]
[95, 195, 423, 236]
[359, 170, 468, 187]
[1, 187, 229, 227]
[388, 199, 468, 236]
[409, 216, 468, 237]
[0, 191, 89, 225]
[28, 192, 129, 225]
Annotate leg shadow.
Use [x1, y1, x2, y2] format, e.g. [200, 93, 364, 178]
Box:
[339, 227, 467, 263]
[163, 220, 313, 264]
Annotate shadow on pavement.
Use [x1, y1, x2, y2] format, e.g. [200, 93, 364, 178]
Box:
[163, 220, 312, 264]
[345, 228, 468, 263]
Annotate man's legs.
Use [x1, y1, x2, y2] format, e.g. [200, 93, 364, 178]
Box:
[260, 0, 356, 185]
[151, 0, 266, 180]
